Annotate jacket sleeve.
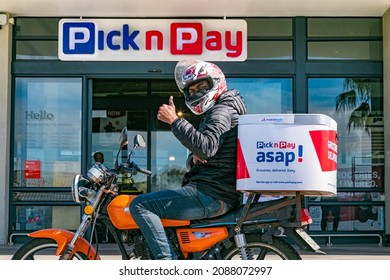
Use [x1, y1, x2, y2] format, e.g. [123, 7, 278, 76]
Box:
[171, 106, 233, 159]
[186, 153, 194, 170]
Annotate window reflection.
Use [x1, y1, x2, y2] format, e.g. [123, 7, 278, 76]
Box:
[308, 205, 384, 232]
[92, 110, 148, 194]
[308, 78, 384, 232]
[227, 78, 293, 114]
[13, 78, 83, 188]
[308, 78, 384, 188]
[11, 205, 80, 231]
[152, 130, 188, 191]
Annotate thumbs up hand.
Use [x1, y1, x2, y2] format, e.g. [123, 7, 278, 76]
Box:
[157, 96, 179, 125]
[168, 95, 175, 109]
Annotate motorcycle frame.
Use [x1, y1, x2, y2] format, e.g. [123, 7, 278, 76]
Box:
[24, 189, 315, 260]
[83, 190, 309, 260]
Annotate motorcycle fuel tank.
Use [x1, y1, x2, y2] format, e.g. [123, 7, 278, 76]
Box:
[107, 195, 190, 230]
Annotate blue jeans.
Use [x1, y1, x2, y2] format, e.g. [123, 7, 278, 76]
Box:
[129, 185, 232, 260]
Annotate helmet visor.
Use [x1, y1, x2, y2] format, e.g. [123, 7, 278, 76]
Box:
[183, 78, 212, 102]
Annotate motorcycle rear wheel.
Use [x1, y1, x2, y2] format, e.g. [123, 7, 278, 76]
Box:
[11, 238, 87, 260]
[221, 234, 301, 260]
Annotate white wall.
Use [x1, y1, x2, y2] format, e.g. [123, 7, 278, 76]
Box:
[0, 21, 12, 245]
[383, 8, 390, 238]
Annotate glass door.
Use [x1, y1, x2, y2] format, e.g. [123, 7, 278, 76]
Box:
[91, 79, 200, 194]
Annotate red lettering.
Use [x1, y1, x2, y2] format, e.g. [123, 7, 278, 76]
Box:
[170, 23, 202, 54]
[226, 31, 242, 58]
[205, 31, 222, 51]
[145, 30, 163, 50]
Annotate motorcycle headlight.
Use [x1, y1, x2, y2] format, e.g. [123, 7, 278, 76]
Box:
[87, 162, 108, 185]
[71, 174, 95, 203]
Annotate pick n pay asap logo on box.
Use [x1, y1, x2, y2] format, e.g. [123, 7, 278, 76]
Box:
[236, 114, 338, 196]
[58, 19, 247, 61]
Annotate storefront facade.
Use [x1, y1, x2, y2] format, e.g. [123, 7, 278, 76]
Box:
[1, 1, 390, 246]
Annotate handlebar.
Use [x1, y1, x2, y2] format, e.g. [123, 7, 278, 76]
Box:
[120, 162, 152, 176]
[137, 166, 153, 176]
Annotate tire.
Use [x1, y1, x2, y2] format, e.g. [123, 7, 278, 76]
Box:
[11, 238, 87, 260]
[220, 234, 301, 260]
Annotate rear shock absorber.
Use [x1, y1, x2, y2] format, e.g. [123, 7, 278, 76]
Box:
[234, 192, 257, 260]
[234, 233, 254, 260]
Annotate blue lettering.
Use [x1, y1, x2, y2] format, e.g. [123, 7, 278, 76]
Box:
[266, 152, 274, 162]
[285, 152, 295, 165]
[256, 152, 265, 162]
[63, 22, 95, 54]
[256, 151, 297, 166]
[83, 24, 140, 51]
[98, 30, 104, 50]
[275, 152, 284, 163]
[123, 24, 140, 50]
[257, 141, 273, 149]
[107, 30, 121, 50]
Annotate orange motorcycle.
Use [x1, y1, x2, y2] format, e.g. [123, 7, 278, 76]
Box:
[12, 127, 323, 260]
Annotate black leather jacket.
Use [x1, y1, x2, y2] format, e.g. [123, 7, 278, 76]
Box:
[171, 89, 247, 208]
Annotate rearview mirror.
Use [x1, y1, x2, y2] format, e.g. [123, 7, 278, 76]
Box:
[119, 127, 128, 149]
[134, 134, 146, 148]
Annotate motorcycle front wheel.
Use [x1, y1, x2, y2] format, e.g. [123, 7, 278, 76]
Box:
[11, 238, 87, 260]
[221, 234, 301, 260]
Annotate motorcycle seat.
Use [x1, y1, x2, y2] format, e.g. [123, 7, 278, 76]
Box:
[190, 196, 295, 228]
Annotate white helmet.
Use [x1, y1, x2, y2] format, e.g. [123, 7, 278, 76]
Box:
[174, 58, 227, 115]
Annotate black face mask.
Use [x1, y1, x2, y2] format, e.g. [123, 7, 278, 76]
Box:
[187, 89, 208, 102]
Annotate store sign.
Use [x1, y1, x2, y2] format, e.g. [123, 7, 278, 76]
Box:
[58, 19, 247, 61]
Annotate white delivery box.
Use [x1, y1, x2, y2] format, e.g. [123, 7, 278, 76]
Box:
[236, 114, 337, 196]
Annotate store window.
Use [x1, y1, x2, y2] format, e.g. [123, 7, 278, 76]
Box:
[16, 40, 59, 60]
[244, 18, 293, 60]
[15, 18, 60, 60]
[307, 78, 384, 232]
[307, 18, 382, 37]
[92, 80, 150, 193]
[228, 78, 293, 114]
[11, 205, 80, 232]
[308, 41, 382, 60]
[307, 18, 383, 60]
[11, 77, 83, 235]
[248, 41, 293, 60]
[14, 77, 83, 188]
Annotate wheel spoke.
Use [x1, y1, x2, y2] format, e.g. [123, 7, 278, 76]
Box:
[257, 248, 268, 260]
[221, 235, 301, 260]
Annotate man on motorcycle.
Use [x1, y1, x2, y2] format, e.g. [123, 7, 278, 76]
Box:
[130, 58, 247, 260]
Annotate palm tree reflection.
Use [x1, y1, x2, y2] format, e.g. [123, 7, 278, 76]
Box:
[335, 78, 373, 133]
